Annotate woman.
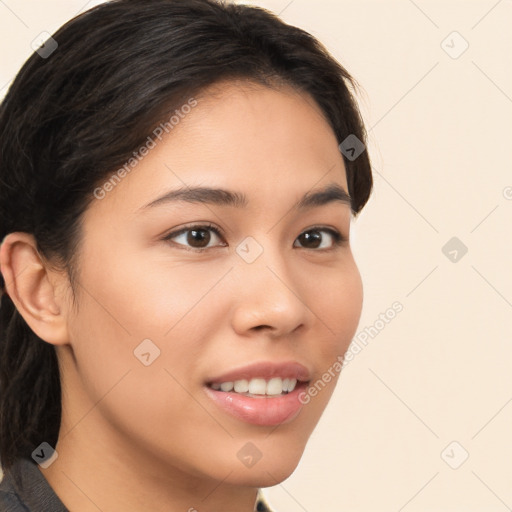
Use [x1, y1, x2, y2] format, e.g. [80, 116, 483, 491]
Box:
[0, 0, 373, 510]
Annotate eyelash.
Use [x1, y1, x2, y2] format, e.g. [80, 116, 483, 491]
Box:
[161, 222, 348, 253]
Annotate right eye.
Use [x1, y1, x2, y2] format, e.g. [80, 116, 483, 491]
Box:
[162, 223, 227, 252]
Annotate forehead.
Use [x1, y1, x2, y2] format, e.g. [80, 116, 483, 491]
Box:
[89, 80, 348, 217]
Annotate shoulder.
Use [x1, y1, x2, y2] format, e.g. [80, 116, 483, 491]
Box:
[0, 458, 68, 512]
[0, 466, 29, 511]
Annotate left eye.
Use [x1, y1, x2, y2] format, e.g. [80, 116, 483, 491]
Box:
[163, 224, 344, 251]
[293, 228, 344, 250]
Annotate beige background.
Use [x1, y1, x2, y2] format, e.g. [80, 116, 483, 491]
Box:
[1, 1, 511, 511]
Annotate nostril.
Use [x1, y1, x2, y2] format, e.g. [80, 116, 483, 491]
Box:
[252, 325, 272, 331]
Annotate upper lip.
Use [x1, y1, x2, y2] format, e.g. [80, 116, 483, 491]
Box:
[206, 361, 311, 384]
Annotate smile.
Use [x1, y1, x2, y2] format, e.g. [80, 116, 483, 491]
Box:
[204, 361, 311, 426]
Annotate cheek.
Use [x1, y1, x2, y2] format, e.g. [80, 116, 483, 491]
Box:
[66, 244, 223, 400]
[65, 270, 217, 466]
[299, 257, 363, 406]
[75, 234, 215, 340]
[306, 256, 363, 350]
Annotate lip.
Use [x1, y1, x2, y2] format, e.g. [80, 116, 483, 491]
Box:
[205, 361, 311, 384]
[204, 361, 311, 426]
[204, 382, 308, 426]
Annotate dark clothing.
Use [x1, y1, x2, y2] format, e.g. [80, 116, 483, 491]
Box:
[0, 458, 67, 511]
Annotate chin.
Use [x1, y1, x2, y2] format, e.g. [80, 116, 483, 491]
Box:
[226, 463, 301, 488]
[216, 440, 307, 487]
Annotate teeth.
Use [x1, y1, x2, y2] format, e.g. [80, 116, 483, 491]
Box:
[266, 377, 282, 395]
[220, 382, 233, 392]
[287, 378, 297, 392]
[248, 378, 266, 395]
[234, 379, 249, 393]
[210, 377, 298, 396]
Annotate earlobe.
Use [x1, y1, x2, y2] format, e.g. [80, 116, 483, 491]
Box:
[0, 232, 70, 345]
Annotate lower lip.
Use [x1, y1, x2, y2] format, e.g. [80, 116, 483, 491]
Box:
[204, 383, 308, 426]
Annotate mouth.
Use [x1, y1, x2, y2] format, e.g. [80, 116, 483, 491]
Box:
[203, 361, 311, 426]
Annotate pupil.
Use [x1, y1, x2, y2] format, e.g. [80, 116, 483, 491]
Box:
[300, 231, 321, 248]
[188, 229, 210, 248]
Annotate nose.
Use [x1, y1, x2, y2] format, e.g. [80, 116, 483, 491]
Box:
[229, 245, 312, 338]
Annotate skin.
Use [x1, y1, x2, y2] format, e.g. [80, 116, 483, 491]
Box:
[0, 81, 363, 512]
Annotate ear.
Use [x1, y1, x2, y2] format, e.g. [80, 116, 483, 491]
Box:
[0, 232, 70, 345]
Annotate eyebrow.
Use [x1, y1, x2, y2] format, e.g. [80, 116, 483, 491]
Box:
[139, 182, 351, 211]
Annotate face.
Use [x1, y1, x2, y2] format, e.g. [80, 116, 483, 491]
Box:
[58, 81, 363, 486]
